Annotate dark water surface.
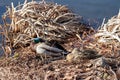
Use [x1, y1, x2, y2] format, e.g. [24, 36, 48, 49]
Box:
[0, 0, 120, 27]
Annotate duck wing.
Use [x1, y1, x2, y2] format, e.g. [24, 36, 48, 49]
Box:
[38, 43, 63, 53]
[36, 43, 64, 57]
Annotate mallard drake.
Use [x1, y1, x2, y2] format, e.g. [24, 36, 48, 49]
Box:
[30, 38, 68, 57]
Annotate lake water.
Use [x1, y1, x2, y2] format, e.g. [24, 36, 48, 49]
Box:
[0, 0, 120, 27]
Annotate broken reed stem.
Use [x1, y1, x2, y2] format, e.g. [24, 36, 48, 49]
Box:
[2, 17, 12, 48]
[110, 67, 118, 80]
[76, 34, 82, 41]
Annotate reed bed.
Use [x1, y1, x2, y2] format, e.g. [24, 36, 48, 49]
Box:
[90, 11, 120, 57]
[95, 10, 120, 45]
[1, 0, 91, 49]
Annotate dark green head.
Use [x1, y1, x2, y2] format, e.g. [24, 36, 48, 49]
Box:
[33, 38, 45, 43]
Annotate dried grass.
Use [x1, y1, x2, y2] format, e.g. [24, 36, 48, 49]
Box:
[95, 10, 120, 44]
[1, 0, 91, 49]
[0, 0, 120, 80]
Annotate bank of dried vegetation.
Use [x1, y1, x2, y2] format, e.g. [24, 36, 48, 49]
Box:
[0, 0, 120, 80]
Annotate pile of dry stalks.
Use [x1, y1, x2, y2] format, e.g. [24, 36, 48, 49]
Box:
[1, 0, 91, 49]
[95, 10, 120, 45]
[90, 11, 120, 57]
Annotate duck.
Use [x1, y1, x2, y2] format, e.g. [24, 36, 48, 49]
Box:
[66, 48, 101, 62]
[66, 48, 81, 62]
[30, 38, 68, 57]
[80, 49, 101, 59]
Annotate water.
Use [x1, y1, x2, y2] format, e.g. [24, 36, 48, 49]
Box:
[0, 0, 120, 26]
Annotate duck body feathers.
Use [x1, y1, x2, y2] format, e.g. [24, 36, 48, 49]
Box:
[34, 43, 67, 57]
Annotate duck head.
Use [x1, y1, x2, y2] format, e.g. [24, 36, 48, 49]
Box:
[30, 37, 45, 52]
[33, 37, 45, 43]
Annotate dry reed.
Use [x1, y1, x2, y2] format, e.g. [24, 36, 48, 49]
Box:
[95, 10, 120, 45]
[1, 0, 91, 49]
[0, 1, 120, 80]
